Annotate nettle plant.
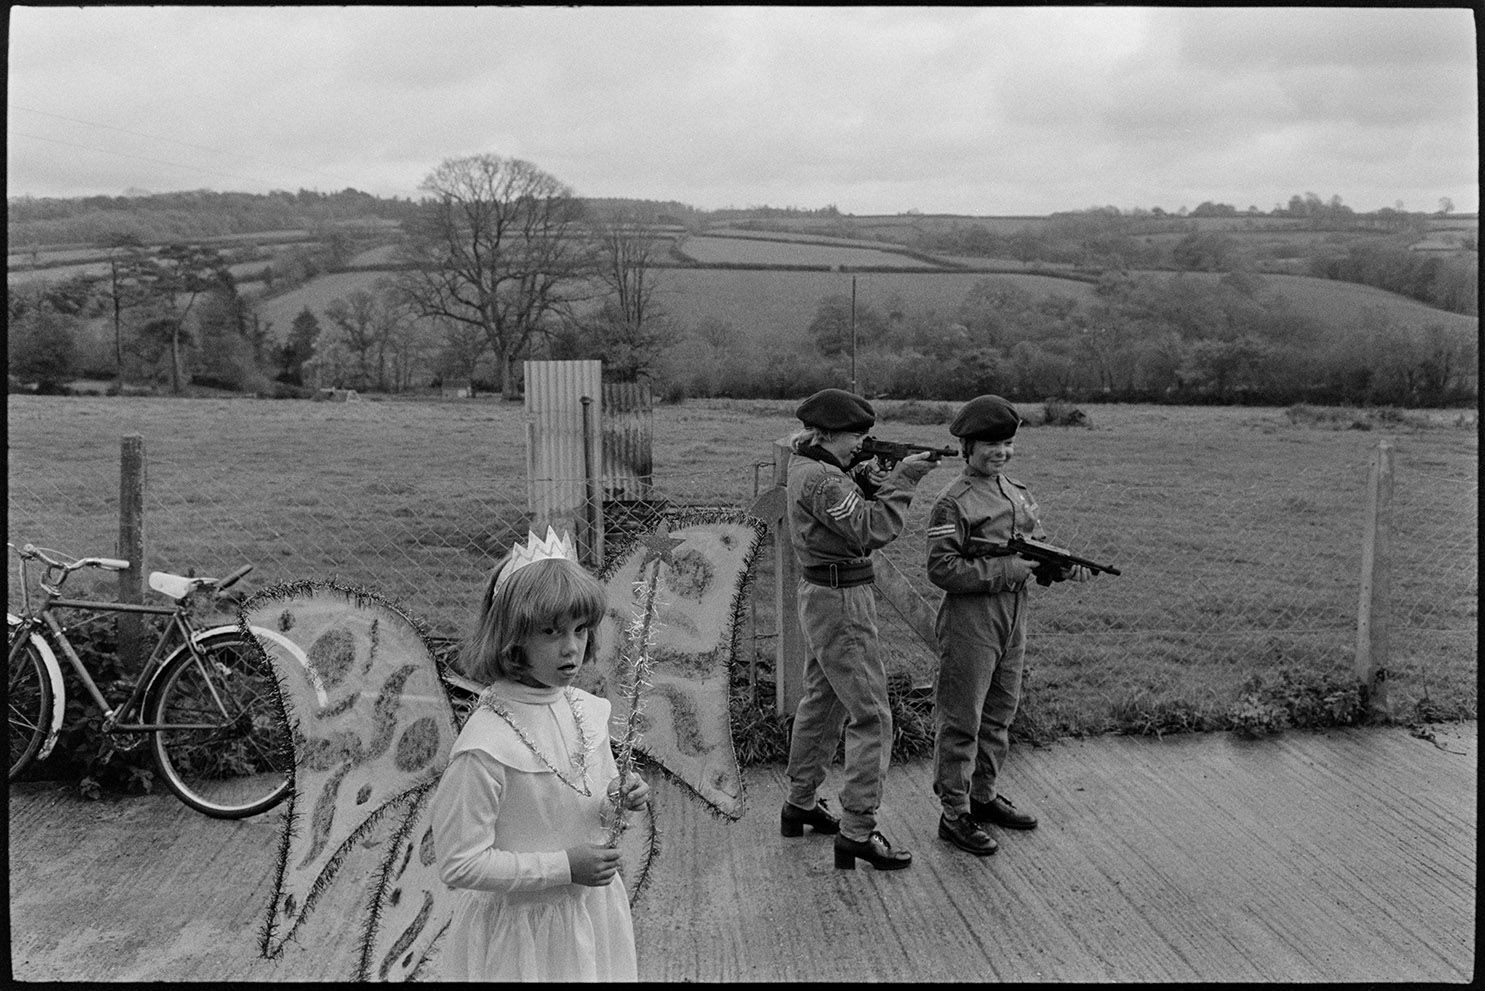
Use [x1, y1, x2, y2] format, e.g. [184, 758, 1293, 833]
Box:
[37, 615, 165, 797]
[1227, 668, 1364, 739]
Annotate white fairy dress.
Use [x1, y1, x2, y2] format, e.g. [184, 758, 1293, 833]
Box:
[430, 679, 636, 981]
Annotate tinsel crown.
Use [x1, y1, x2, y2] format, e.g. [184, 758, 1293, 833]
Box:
[493, 526, 578, 598]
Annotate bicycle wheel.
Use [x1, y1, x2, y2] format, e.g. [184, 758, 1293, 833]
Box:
[8, 622, 53, 781]
[147, 630, 292, 818]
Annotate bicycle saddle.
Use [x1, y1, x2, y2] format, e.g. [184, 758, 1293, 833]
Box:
[149, 572, 201, 600]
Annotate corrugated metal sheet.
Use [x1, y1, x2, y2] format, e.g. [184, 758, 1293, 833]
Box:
[602, 382, 654, 500]
[524, 360, 603, 554]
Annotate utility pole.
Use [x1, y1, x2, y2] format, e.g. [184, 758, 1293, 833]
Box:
[849, 276, 857, 394]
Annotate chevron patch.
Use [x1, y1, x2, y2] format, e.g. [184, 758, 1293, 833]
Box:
[925, 524, 956, 539]
[826, 490, 862, 519]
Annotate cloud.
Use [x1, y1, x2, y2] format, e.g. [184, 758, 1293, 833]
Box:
[5, 6, 1477, 214]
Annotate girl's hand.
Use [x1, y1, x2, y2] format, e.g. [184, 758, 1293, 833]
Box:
[608, 772, 651, 811]
[567, 842, 622, 886]
[855, 461, 888, 488]
[1006, 554, 1040, 585]
[1067, 565, 1093, 583]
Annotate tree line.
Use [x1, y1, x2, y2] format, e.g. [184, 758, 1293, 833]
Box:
[7, 187, 420, 248]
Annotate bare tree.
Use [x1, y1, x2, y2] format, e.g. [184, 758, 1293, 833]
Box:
[396, 154, 591, 398]
[574, 210, 680, 381]
[590, 210, 668, 336]
[371, 279, 426, 392]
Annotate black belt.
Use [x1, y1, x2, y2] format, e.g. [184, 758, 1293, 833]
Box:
[801, 561, 874, 588]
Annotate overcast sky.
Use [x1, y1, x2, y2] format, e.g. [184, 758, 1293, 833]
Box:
[6, 5, 1478, 215]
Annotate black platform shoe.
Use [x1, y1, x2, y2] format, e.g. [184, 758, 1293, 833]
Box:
[780, 798, 841, 837]
[970, 794, 1038, 830]
[834, 831, 912, 870]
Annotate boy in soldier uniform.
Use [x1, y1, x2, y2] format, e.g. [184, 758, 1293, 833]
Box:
[779, 387, 942, 871]
[925, 395, 1091, 856]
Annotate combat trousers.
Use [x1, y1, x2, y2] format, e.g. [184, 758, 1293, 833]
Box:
[932, 588, 1027, 817]
[785, 580, 893, 842]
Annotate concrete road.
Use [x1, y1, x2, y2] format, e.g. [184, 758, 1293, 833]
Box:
[8, 723, 1476, 982]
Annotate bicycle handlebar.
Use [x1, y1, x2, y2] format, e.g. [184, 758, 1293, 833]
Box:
[16, 543, 129, 573]
[216, 565, 254, 592]
[12, 542, 249, 589]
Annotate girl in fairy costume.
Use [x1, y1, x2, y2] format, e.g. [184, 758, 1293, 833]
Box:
[431, 529, 651, 981]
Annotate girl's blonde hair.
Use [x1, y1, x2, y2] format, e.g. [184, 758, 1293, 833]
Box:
[791, 425, 854, 452]
[459, 556, 608, 684]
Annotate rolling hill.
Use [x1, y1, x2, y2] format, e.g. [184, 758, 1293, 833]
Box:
[13, 214, 1476, 395]
[248, 243, 1474, 351]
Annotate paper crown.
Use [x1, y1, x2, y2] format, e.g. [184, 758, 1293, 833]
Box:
[492, 526, 579, 599]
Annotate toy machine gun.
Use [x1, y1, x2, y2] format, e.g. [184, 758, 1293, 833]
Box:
[969, 534, 1122, 586]
[852, 436, 958, 470]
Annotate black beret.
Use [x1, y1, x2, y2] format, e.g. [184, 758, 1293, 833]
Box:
[950, 394, 1020, 442]
[795, 388, 875, 432]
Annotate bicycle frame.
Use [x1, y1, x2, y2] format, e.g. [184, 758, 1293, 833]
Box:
[20, 595, 228, 733]
[8, 542, 253, 759]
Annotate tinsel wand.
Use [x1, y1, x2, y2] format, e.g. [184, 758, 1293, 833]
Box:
[605, 545, 665, 847]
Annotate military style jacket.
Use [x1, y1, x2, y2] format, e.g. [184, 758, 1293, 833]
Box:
[925, 468, 1050, 595]
[786, 445, 931, 570]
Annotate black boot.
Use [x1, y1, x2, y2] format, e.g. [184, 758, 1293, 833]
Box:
[938, 813, 999, 855]
[834, 831, 912, 870]
[780, 798, 841, 836]
[970, 794, 1038, 830]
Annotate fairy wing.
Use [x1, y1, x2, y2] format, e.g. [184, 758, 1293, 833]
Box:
[244, 576, 667, 982]
[581, 511, 766, 820]
[241, 580, 459, 971]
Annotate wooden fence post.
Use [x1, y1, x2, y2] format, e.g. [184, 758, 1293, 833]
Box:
[768, 438, 805, 715]
[1356, 439, 1393, 715]
[118, 434, 147, 672]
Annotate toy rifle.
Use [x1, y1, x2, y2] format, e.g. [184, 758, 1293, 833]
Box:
[853, 436, 958, 470]
[968, 534, 1122, 586]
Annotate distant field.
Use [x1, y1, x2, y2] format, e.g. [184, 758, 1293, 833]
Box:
[676, 235, 940, 268]
[9, 260, 271, 288]
[706, 228, 909, 249]
[8, 241, 314, 287]
[13, 223, 1476, 357]
[7, 247, 105, 265]
[1177, 271, 1478, 335]
[345, 244, 401, 267]
[654, 267, 1092, 342]
[246, 266, 1088, 345]
[249, 270, 401, 329]
[7, 262, 112, 284]
[759, 215, 1054, 237]
[232, 256, 1479, 351]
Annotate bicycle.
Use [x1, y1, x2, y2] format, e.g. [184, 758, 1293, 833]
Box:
[7, 542, 292, 819]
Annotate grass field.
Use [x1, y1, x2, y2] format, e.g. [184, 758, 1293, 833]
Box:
[247, 257, 1473, 353]
[675, 235, 940, 268]
[7, 395, 1476, 752]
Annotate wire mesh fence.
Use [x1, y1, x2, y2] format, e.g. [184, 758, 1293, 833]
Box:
[7, 413, 1476, 725]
